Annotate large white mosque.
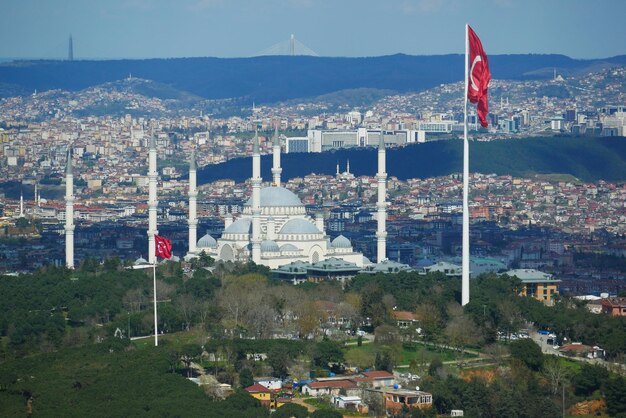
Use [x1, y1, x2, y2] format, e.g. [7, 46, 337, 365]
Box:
[189, 125, 389, 269]
[64, 125, 389, 271]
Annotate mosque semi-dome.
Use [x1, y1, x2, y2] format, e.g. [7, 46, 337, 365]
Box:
[280, 243, 300, 252]
[331, 235, 352, 249]
[279, 218, 322, 235]
[244, 187, 303, 207]
[197, 233, 217, 249]
[224, 218, 252, 234]
[261, 240, 280, 252]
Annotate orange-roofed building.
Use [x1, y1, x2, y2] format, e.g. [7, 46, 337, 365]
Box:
[600, 297, 626, 316]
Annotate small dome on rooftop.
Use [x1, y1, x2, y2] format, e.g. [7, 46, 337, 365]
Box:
[197, 233, 217, 249]
[331, 235, 352, 249]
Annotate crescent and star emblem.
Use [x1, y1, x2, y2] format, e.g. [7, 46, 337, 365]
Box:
[470, 55, 482, 92]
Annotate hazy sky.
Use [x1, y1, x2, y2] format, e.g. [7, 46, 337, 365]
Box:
[2, 0, 625, 59]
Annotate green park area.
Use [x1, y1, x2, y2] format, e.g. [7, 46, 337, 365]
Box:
[1, 259, 626, 417]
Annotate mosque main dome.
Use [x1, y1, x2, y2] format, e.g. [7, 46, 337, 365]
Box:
[244, 187, 303, 207]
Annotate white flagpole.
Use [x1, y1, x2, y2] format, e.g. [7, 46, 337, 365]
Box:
[462, 23, 470, 306]
[153, 262, 159, 346]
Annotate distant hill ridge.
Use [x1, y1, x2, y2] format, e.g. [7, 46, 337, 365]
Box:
[1, 54, 625, 102]
[196, 137, 626, 184]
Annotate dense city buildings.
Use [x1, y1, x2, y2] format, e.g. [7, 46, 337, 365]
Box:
[0, 66, 625, 297]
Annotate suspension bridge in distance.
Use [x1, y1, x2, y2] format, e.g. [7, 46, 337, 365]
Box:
[253, 34, 319, 57]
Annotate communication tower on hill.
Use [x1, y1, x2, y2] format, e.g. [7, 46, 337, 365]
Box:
[68, 35, 74, 61]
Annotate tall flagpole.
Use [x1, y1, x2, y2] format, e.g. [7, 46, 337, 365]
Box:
[462, 23, 470, 306]
[153, 262, 158, 346]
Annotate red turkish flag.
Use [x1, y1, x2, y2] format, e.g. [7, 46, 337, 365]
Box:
[155, 235, 172, 259]
[467, 26, 491, 128]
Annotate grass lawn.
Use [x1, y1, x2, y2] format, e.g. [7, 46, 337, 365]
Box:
[345, 340, 476, 368]
[132, 329, 206, 350]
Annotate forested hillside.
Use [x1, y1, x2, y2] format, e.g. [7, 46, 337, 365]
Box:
[197, 137, 626, 184]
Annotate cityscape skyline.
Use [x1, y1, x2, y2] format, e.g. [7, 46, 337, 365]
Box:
[2, 0, 626, 60]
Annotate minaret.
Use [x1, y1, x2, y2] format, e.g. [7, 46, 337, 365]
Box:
[336, 162, 340, 176]
[65, 148, 75, 268]
[187, 144, 198, 256]
[376, 131, 387, 263]
[271, 123, 282, 187]
[251, 129, 262, 263]
[19, 191, 24, 218]
[147, 131, 159, 264]
[346, 160, 350, 174]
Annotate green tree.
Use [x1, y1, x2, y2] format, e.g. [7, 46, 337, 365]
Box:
[239, 368, 254, 388]
[181, 344, 202, 378]
[375, 350, 394, 372]
[311, 410, 342, 418]
[509, 339, 543, 371]
[220, 390, 270, 416]
[428, 357, 443, 378]
[268, 345, 290, 379]
[605, 376, 626, 416]
[572, 363, 608, 396]
[103, 257, 122, 272]
[312, 341, 344, 368]
[273, 403, 308, 418]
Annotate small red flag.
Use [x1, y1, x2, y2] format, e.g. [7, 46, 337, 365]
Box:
[467, 26, 491, 128]
[155, 235, 172, 259]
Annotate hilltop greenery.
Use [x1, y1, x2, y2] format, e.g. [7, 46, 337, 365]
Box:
[198, 136, 626, 184]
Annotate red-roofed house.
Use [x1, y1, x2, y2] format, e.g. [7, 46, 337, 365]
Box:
[392, 311, 419, 329]
[359, 370, 395, 388]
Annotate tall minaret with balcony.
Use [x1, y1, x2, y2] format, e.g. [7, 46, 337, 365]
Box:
[271, 123, 282, 187]
[376, 131, 387, 262]
[65, 148, 75, 268]
[187, 144, 198, 256]
[147, 131, 159, 264]
[251, 129, 262, 263]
